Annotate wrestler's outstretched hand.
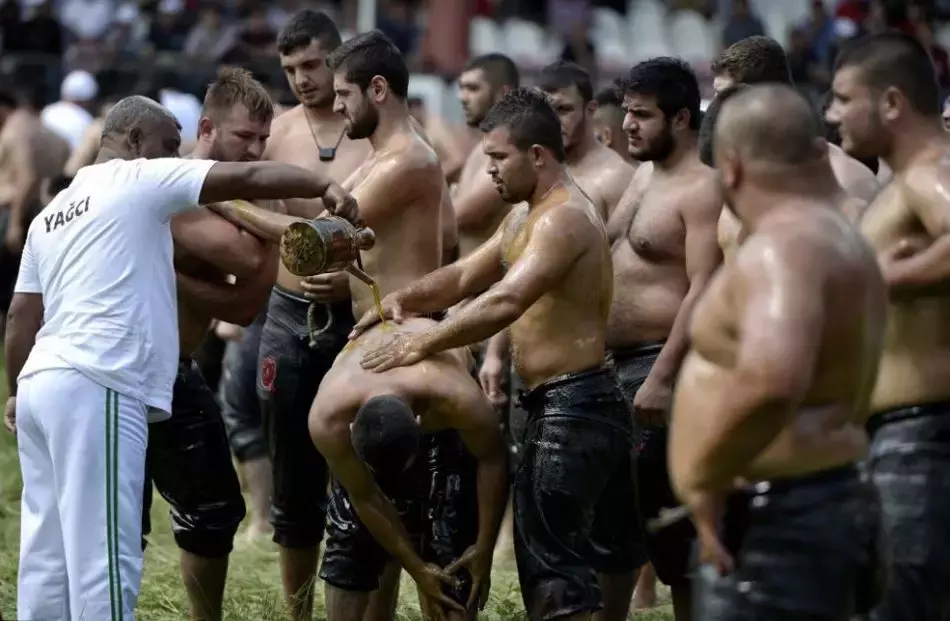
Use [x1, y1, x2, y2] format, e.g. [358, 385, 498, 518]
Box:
[415, 563, 466, 620]
[446, 542, 493, 611]
[349, 293, 405, 340]
[360, 331, 427, 372]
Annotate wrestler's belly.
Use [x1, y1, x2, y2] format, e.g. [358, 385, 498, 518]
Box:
[672, 354, 867, 488]
[607, 247, 686, 347]
[276, 262, 309, 295]
[872, 303, 950, 412]
[510, 318, 606, 390]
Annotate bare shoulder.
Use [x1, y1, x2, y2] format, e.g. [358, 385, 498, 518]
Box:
[268, 104, 302, 137]
[680, 164, 722, 218]
[828, 143, 879, 202]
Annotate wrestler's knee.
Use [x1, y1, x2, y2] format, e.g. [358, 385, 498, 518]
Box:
[170, 488, 246, 558]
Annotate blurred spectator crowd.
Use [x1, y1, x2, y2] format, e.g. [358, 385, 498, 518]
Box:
[1, 0, 949, 124]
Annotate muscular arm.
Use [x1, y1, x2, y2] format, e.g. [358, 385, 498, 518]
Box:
[679, 239, 822, 494]
[415, 208, 588, 356]
[440, 184, 459, 265]
[176, 249, 277, 326]
[452, 389, 509, 553]
[311, 414, 429, 577]
[882, 166, 950, 298]
[601, 160, 635, 224]
[206, 200, 305, 243]
[649, 180, 723, 386]
[396, 223, 506, 314]
[172, 209, 268, 279]
[198, 161, 333, 205]
[5, 293, 43, 396]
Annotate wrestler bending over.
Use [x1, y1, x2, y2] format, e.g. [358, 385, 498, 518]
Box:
[309, 317, 507, 621]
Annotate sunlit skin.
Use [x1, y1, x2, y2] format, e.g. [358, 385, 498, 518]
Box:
[280, 40, 336, 109]
[825, 67, 889, 161]
[332, 77, 381, 140]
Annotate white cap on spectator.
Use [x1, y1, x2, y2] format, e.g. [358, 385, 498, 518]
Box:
[116, 3, 140, 24]
[834, 18, 858, 40]
[60, 70, 99, 103]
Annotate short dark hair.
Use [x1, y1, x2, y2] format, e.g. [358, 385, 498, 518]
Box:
[594, 81, 622, 108]
[351, 396, 421, 472]
[699, 84, 749, 166]
[480, 87, 566, 162]
[835, 31, 941, 116]
[203, 67, 274, 123]
[712, 36, 793, 85]
[326, 30, 409, 99]
[462, 53, 520, 90]
[623, 57, 702, 130]
[277, 9, 342, 56]
[538, 60, 593, 102]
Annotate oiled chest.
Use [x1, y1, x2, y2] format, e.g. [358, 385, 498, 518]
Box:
[501, 205, 530, 269]
[860, 183, 922, 250]
[625, 189, 686, 262]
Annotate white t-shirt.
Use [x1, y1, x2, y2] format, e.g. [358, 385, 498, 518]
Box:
[15, 158, 217, 421]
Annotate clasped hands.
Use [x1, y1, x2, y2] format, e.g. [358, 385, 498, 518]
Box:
[414, 543, 492, 621]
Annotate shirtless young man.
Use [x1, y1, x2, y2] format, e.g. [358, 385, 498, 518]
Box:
[673, 83, 885, 621]
[0, 85, 69, 322]
[538, 61, 634, 224]
[250, 11, 373, 618]
[592, 82, 639, 167]
[134, 69, 282, 621]
[350, 88, 639, 621]
[710, 35, 880, 256]
[453, 53, 519, 259]
[603, 58, 724, 621]
[309, 317, 508, 621]
[827, 31, 950, 621]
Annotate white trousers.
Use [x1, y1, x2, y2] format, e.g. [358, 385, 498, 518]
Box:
[17, 368, 148, 621]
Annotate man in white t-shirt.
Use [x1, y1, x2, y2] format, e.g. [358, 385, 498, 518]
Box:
[3, 95, 357, 621]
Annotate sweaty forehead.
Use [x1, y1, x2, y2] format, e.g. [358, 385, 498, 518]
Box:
[483, 127, 513, 150]
[622, 92, 657, 110]
[544, 85, 581, 105]
[281, 41, 328, 67]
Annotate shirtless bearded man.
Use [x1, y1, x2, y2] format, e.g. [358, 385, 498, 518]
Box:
[309, 317, 508, 621]
[827, 31, 950, 621]
[254, 11, 373, 618]
[709, 35, 879, 256]
[454, 53, 520, 259]
[351, 87, 639, 621]
[138, 68, 279, 621]
[606, 57, 723, 621]
[0, 84, 69, 323]
[673, 83, 885, 621]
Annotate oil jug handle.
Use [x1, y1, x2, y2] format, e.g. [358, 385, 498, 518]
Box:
[356, 227, 376, 251]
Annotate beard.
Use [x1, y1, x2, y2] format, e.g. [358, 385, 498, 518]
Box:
[631, 122, 675, 162]
[346, 102, 380, 140]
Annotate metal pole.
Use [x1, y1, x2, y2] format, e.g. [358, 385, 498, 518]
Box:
[356, 0, 377, 34]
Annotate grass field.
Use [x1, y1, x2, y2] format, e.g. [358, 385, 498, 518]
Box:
[0, 380, 676, 620]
